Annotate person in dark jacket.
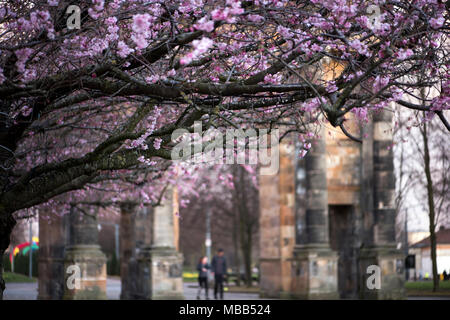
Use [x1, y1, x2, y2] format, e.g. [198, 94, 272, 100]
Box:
[196, 256, 210, 299]
[211, 248, 227, 299]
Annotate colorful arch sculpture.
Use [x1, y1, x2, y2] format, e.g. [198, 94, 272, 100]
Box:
[9, 237, 39, 263]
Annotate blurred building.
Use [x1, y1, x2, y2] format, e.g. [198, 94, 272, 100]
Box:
[410, 227, 450, 279]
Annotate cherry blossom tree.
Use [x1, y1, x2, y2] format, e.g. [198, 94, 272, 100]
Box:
[0, 0, 449, 297]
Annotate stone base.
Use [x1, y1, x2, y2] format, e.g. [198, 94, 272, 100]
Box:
[359, 246, 405, 300]
[289, 245, 339, 299]
[63, 245, 107, 300]
[134, 246, 184, 300]
[38, 257, 65, 300]
[120, 257, 139, 300]
[259, 257, 291, 299]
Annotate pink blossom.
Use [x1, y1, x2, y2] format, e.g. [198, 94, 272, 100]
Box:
[302, 97, 326, 112]
[430, 16, 444, 29]
[373, 76, 390, 91]
[132, 14, 152, 34]
[88, 8, 101, 20]
[299, 149, 308, 158]
[194, 17, 215, 32]
[105, 17, 117, 25]
[15, 48, 34, 73]
[20, 105, 33, 117]
[247, 14, 264, 23]
[145, 75, 161, 83]
[92, 0, 104, 11]
[397, 48, 413, 60]
[153, 138, 162, 150]
[349, 39, 369, 56]
[276, 25, 293, 39]
[180, 37, 213, 65]
[352, 108, 368, 122]
[263, 74, 281, 84]
[326, 81, 338, 93]
[117, 41, 134, 58]
[132, 34, 148, 50]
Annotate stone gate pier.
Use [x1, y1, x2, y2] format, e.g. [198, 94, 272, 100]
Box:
[38, 185, 183, 300]
[134, 186, 184, 299]
[63, 206, 107, 300]
[259, 110, 405, 299]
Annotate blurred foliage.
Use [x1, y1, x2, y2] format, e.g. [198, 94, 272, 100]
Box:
[2, 252, 38, 277]
[106, 252, 120, 276]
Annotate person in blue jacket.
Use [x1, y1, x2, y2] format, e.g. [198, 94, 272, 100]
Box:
[211, 248, 227, 299]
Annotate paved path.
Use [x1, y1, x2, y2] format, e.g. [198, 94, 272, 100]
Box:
[4, 279, 449, 300]
[3, 278, 262, 300]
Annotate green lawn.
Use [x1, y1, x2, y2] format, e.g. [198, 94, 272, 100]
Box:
[406, 281, 450, 296]
[3, 272, 37, 283]
[183, 271, 198, 282]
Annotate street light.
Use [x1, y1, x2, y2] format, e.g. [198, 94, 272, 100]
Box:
[206, 209, 211, 263]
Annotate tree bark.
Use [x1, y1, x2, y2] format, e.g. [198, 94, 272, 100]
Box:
[421, 121, 439, 292]
[232, 215, 241, 287]
[239, 222, 253, 287]
[235, 167, 254, 288]
[0, 213, 16, 300]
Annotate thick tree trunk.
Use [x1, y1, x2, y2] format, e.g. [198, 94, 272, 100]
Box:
[421, 122, 439, 292]
[239, 215, 253, 287]
[232, 215, 241, 287]
[243, 227, 253, 287]
[0, 213, 16, 300]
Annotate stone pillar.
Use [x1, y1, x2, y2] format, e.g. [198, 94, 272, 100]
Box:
[173, 187, 180, 252]
[259, 139, 296, 298]
[136, 186, 184, 299]
[135, 206, 153, 250]
[38, 211, 67, 300]
[63, 206, 107, 300]
[359, 109, 405, 299]
[291, 127, 339, 299]
[120, 202, 138, 300]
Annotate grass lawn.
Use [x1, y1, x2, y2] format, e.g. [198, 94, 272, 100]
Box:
[406, 281, 450, 296]
[225, 286, 260, 294]
[183, 271, 198, 282]
[3, 272, 37, 283]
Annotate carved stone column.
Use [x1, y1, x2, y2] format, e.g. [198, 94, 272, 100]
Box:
[63, 206, 107, 300]
[136, 186, 184, 299]
[38, 210, 67, 300]
[259, 138, 296, 298]
[291, 127, 339, 299]
[119, 202, 137, 300]
[359, 109, 405, 299]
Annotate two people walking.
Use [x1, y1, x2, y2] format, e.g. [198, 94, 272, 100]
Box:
[197, 248, 227, 300]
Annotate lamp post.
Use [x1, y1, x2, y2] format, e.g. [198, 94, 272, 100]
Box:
[206, 209, 212, 262]
[29, 218, 32, 279]
[404, 209, 409, 281]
